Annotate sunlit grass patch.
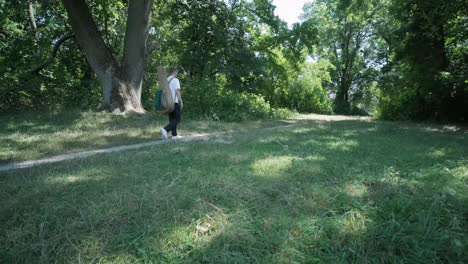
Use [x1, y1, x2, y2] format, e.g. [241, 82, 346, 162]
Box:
[45, 168, 109, 185]
[335, 209, 371, 235]
[324, 137, 359, 151]
[251, 156, 294, 177]
[429, 148, 447, 158]
[344, 183, 368, 198]
[162, 210, 229, 252]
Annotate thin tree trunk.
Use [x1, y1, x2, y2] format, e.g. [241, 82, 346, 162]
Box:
[116, 0, 153, 113]
[28, 0, 37, 30]
[434, 24, 448, 71]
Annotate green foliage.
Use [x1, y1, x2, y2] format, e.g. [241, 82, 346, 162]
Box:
[0, 0, 111, 112]
[151, 0, 322, 118]
[376, 0, 467, 121]
[0, 0, 317, 117]
[182, 76, 295, 122]
[279, 60, 334, 114]
[301, 0, 387, 115]
[153, 0, 262, 88]
[1, 0, 466, 122]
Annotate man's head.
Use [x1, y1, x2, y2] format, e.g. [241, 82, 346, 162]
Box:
[169, 67, 178, 77]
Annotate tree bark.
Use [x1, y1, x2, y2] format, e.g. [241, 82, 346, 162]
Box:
[116, 0, 153, 113]
[61, 0, 153, 113]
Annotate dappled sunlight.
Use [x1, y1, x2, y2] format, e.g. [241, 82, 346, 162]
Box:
[298, 138, 323, 148]
[1, 115, 467, 263]
[410, 162, 468, 195]
[334, 209, 371, 235]
[291, 127, 319, 134]
[396, 122, 467, 135]
[257, 135, 292, 144]
[46, 173, 108, 185]
[3, 124, 56, 134]
[1, 111, 303, 163]
[251, 156, 294, 177]
[297, 114, 373, 122]
[4, 132, 44, 144]
[303, 155, 326, 162]
[341, 131, 360, 137]
[67, 238, 109, 263]
[429, 149, 447, 158]
[423, 125, 463, 133]
[381, 166, 418, 187]
[293, 128, 362, 152]
[325, 138, 359, 151]
[343, 183, 368, 198]
[162, 210, 229, 252]
[452, 162, 468, 180]
[420, 145, 463, 163]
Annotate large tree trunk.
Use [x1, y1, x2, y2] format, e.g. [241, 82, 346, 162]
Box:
[61, 0, 153, 114]
[335, 78, 350, 113]
[114, 0, 152, 113]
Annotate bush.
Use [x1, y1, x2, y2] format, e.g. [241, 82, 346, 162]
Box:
[277, 60, 334, 115]
[270, 107, 296, 119]
[181, 77, 295, 122]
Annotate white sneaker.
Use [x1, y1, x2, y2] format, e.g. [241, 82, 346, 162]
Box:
[172, 135, 183, 140]
[160, 128, 168, 139]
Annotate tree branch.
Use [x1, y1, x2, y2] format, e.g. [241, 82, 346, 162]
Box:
[145, 41, 160, 61]
[30, 33, 75, 74]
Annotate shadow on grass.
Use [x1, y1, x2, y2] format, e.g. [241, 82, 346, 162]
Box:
[0, 119, 467, 263]
[0, 111, 85, 134]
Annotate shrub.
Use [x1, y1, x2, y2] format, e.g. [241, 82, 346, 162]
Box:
[181, 77, 295, 121]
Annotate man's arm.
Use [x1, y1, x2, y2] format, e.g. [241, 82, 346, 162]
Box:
[176, 89, 183, 109]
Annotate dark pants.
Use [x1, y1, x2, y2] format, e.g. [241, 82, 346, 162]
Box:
[164, 103, 181, 136]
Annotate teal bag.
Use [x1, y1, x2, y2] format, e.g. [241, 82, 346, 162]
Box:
[154, 90, 163, 111]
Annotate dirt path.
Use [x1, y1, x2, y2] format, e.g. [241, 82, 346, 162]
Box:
[0, 123, 299, 172]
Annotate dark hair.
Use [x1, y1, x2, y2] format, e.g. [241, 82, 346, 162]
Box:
[169, 67, 178, 75]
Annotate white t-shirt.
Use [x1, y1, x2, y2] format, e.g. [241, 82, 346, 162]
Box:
[167, 76, 181, 103]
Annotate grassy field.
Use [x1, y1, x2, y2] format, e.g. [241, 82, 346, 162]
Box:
[1, 113, 467, 263]
[0, 111, 290, 163]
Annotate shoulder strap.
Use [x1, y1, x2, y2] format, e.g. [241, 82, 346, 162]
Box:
[168, 77, 175, 85]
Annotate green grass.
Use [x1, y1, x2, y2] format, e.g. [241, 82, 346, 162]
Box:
[1, 115, 467, 263]
[0, 111, 291, 163]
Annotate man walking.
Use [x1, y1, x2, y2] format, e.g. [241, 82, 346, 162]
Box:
[160, 67, 183, 139]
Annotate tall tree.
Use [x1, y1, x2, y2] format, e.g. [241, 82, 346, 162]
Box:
[303, 0, 385, 113]
[377, 0, 468, 121]
[61, 0, 152, 113]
